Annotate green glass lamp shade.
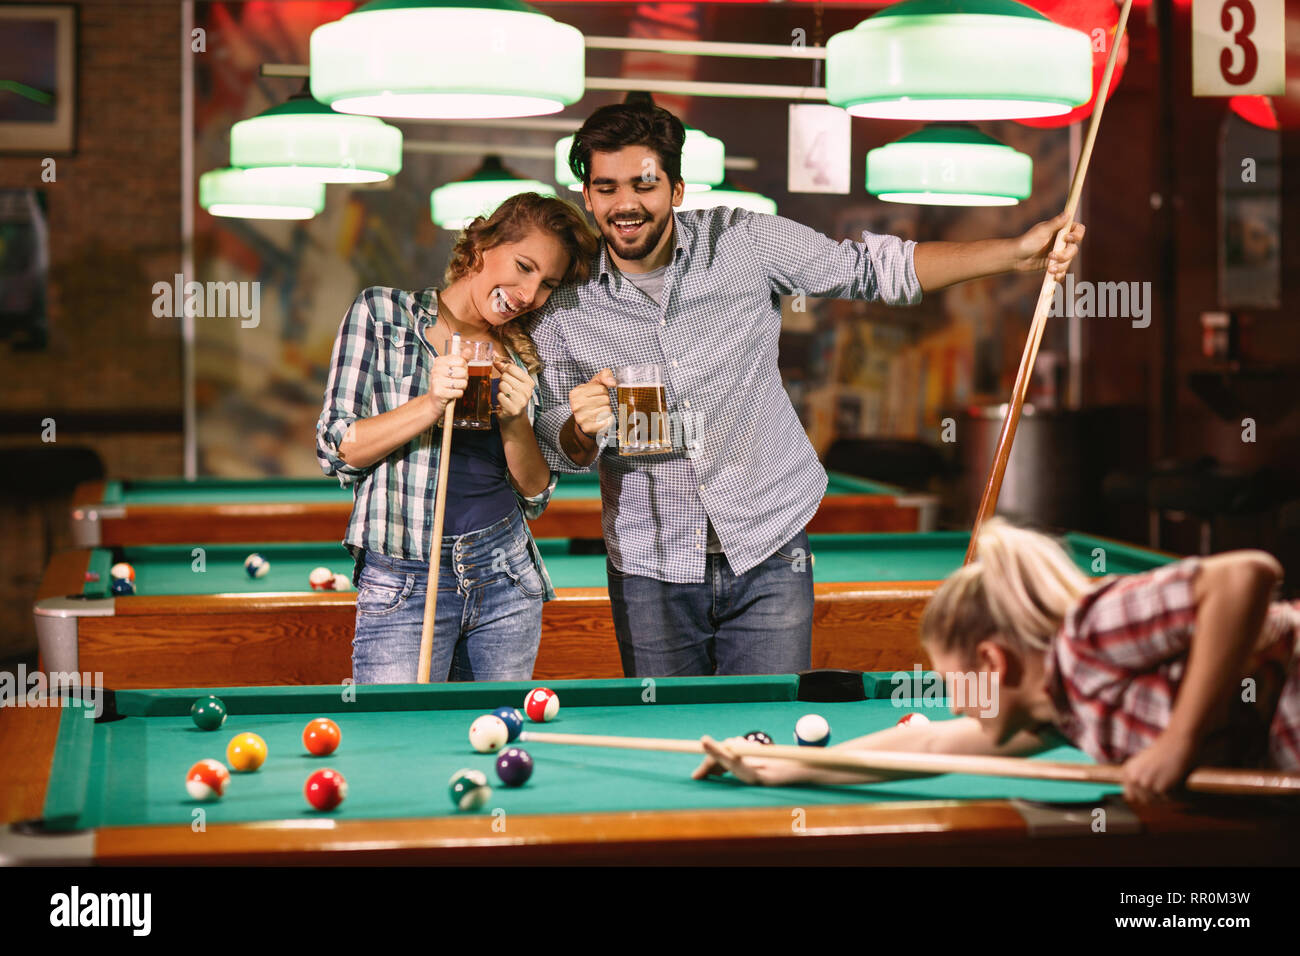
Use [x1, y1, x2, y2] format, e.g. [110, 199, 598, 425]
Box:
[866, 124, 1032, 206]
[554, 126, 725, 193]
[311, 0, 584, 119]
[678, 179, 777, 214]
[199, 168, 326, 220]
[231, 96, 402, 184]
[431, 156, 556, 229]
[827, 0, 1092, 120]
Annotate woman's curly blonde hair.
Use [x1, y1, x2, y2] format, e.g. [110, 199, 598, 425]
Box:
[443, 192, 598, 374]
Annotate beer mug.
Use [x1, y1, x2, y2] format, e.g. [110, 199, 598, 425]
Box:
[450, 339, 494, 430]
[615, 364, 670, 456]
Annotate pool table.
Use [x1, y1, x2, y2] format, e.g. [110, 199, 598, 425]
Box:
[1, 675, 1293, 865]
[33, 532, 1174, 688]
[69, 471, 938, 546]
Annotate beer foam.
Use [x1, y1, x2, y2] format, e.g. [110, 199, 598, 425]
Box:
[467, 361, 492, 367]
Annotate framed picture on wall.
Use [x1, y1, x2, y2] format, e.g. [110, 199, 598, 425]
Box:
[0, 4, 77, 154]
[1219, 113, 1280, 309]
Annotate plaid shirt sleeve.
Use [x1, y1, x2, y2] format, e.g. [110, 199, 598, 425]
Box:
[316, 290, 377, 488]
[1065, 559, 1203, 671]
[742, 211, 923, 306]
[531, 308, 600, 475]
[1050, 558, 1300, 768]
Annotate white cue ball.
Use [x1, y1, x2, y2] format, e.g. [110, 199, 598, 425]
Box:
[468, 715, 510, 754]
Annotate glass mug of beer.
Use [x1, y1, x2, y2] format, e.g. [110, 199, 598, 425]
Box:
[615, 364, 671, 456]
[449, 339, 494, 430]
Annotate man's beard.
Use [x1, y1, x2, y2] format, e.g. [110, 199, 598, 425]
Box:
[604, 214, 668, 261]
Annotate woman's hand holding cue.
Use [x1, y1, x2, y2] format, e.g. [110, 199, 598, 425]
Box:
[426, 353, 468, 423]
[692, 736, 807, 786]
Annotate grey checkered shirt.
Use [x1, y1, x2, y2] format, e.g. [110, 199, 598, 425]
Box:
[531, 206, 921, 583]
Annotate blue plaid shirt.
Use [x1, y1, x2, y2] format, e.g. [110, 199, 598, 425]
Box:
[531, 206, 921, 583]
[316, 286, 558, 597]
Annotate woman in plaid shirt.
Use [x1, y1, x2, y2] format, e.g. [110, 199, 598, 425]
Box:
[695, 520, 1298, 803]
[317, 194, 598, 683]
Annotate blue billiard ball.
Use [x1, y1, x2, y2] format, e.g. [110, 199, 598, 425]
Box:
[110, 578, 135, 596]
[794, 714, 831, 747]
[492, 706, 524, 743]
[495, 747, 533, 787]
[243, 553, 270, 579]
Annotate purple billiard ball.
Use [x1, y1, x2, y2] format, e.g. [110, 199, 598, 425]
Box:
[495, 747, 533, 787]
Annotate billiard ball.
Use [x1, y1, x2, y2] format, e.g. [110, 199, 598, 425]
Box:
[308, 567, 335, 590]
[109, 562, 135, 582]
[794, 714, 831, 747]
[492, 706, 524, 742]
[226, 732, 267, 772]
[190, 695, 227, 731]
[185, 759, 230, 801]
[448, 769, 492, 811]
[744, 731, 774, 746]
[495, 747, 534, 787]
[110, 578, 135, 596]
[468, 714, 509, 753]
[524, 687, 559, 722]
[330, 573, 351, 591]
[896, 712, 931, 728]
[243, 553, 270, 579]
[304, 769, 347, 811]
[303, 717, 341, 756]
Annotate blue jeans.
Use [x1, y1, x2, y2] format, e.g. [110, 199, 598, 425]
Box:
[352, 511, 544, 683]
[606, 529, 814, 677]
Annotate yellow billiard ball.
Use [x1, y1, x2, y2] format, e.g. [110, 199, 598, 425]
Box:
[226, 732, 267, 772]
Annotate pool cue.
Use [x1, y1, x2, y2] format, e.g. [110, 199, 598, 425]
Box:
[517, 730, 1300, 797]
[416, 332, 460, 684]
[964, 0, 1135, 565]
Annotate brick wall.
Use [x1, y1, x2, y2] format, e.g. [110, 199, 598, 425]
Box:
[0, 3, 182, 657]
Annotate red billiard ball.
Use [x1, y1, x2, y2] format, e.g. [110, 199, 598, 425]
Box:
[185, 759, 231, 801]
[304, 769, 347, 811]
[524, 687, 559, 722]
[303, 718, 341, 756]
[896, 712, 931, 728]
[308, 567, 336, 590]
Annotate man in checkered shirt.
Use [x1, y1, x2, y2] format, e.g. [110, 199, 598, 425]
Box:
[531, 101, 1085, 678]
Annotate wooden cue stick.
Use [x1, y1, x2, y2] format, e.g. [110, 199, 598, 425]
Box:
[517, 729, 1300, 797]
[416, 332, 460, 684]
[964, 0, 1136, 565]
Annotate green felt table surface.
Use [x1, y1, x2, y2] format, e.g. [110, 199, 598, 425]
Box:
[98, 471, 905, 505]
[44, 677, 1115, 831]
[85, 532, 1173, 597]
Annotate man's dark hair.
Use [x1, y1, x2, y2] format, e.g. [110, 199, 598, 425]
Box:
[568, 95, 687, 189]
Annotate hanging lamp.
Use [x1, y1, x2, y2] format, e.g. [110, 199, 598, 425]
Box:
[199, 168, 325, 220]
[431, 155, 556, 229]
[310, 0, 584, 120]
[866, 125, 1032, 206]
[677, 177, 777, 214]
[231, 90, 402, 184]
[826, 0, 1092, 121]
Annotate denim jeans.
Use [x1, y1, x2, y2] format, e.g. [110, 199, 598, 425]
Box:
[352, 510, 544, 683]
[606, 529, 814, 677]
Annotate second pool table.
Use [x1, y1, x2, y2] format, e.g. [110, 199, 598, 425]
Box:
[69, 471, 938, 546]
[34, 531, 1174, 688]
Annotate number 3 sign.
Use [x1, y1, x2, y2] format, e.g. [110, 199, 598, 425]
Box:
[1192, 0, 1285, 96]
